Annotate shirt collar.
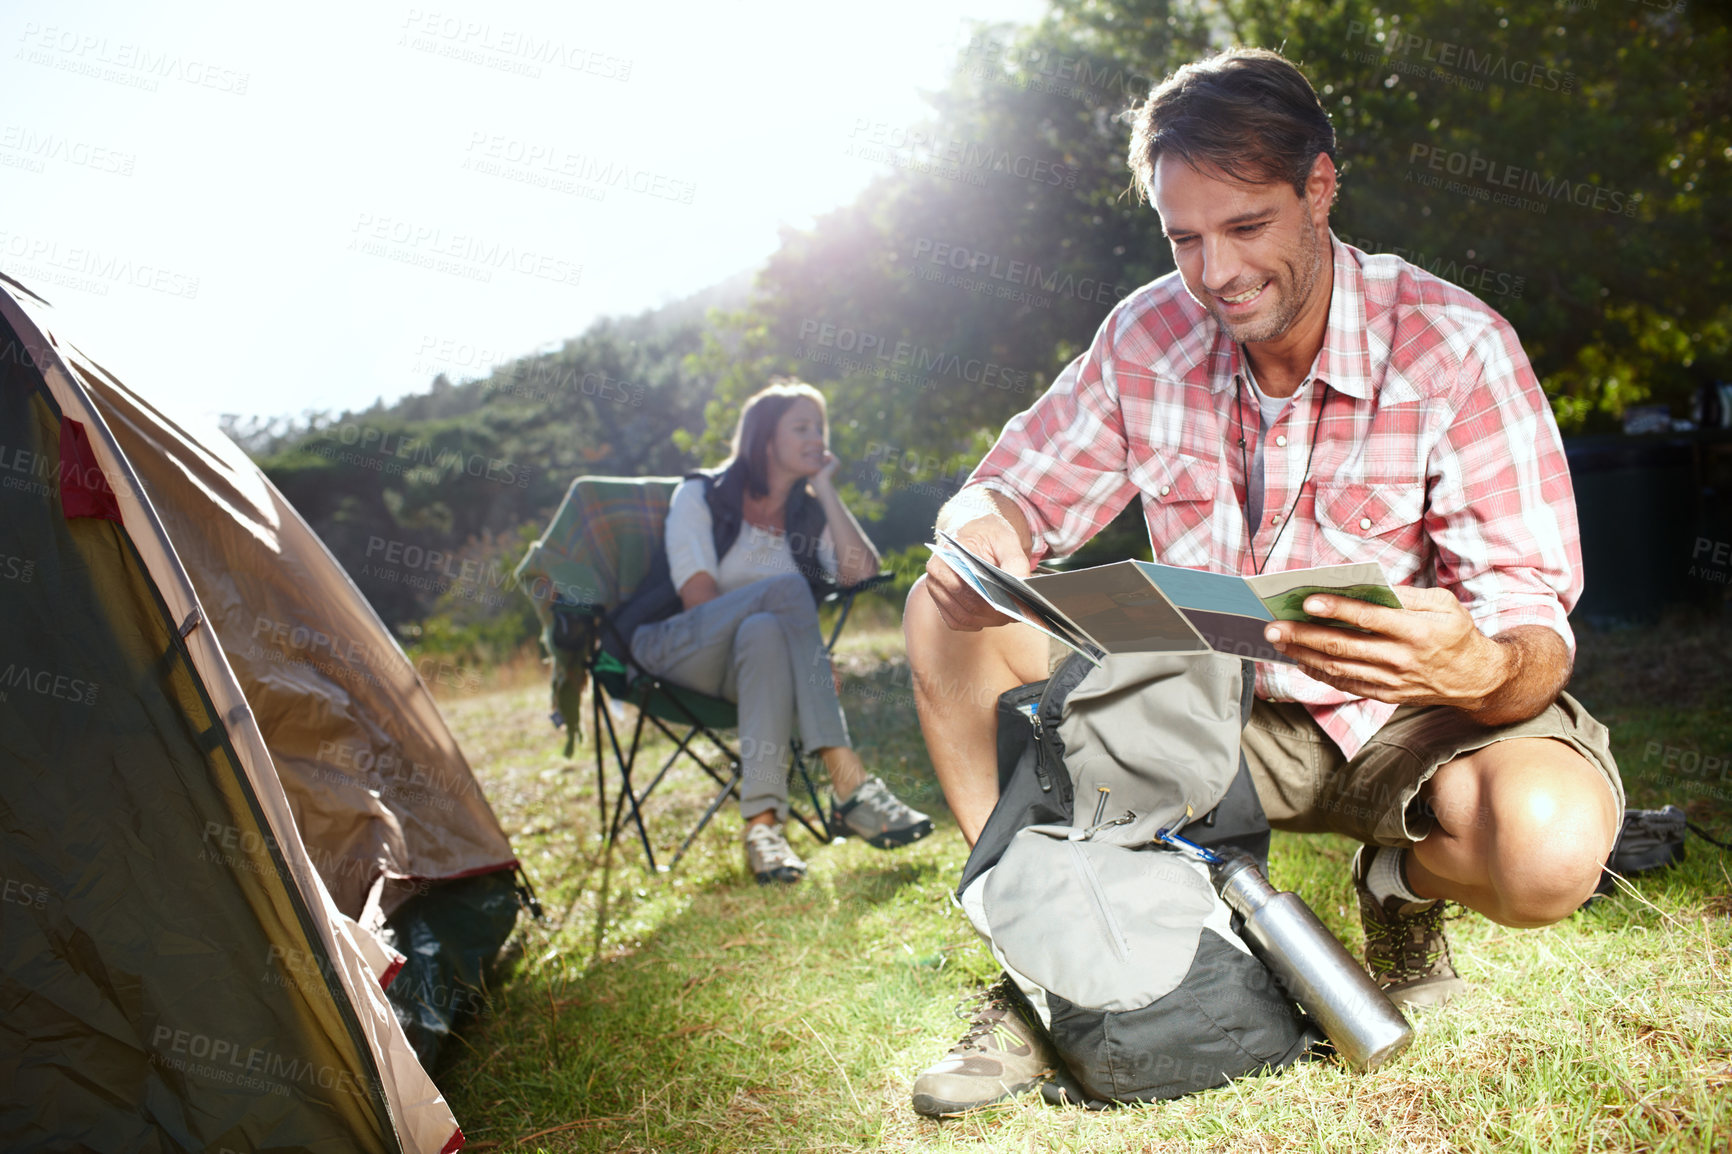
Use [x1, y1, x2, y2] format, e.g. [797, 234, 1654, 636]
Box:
[1208, 232, 1374, 401]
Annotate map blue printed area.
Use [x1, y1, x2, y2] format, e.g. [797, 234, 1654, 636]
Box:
[1133, 561, 1273, 621]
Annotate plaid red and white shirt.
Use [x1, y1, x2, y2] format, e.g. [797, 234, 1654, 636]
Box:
[970, 235, 1582, 758]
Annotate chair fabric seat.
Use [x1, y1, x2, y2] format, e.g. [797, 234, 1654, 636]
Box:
[592, 650, 740, 732]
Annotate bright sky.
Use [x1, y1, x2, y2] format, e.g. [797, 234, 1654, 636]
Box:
[1, 0, 1048, 424]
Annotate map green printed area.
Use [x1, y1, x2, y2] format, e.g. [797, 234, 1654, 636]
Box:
[1260, 583, 1402, 626]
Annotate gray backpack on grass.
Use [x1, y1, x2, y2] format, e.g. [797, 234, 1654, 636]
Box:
[957, 651, 1318, 1105]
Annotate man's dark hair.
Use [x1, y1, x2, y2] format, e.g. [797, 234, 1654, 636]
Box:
[727, 379, 827, 498]
[1127, 47, 1336, 202]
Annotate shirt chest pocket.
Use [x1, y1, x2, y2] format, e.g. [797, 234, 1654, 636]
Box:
[1314, 482, 1427, 573]
[1130, 453, 1219, 567]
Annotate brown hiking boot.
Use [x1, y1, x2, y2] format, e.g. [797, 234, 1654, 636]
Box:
[910, 977, 1057, 1117]
[1353, 845, 1467, 1008]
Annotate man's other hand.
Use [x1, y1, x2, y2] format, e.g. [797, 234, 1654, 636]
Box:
[1262, 586, 1517, 712]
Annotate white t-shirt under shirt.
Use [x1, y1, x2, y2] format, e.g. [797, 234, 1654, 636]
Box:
[1241, 364, 1298, 533]
[663, 478, 838, 596]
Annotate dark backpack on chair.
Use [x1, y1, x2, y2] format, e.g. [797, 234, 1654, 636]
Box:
[957, 651, 1319, 1106]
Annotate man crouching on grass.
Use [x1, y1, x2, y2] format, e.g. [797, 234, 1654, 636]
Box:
[900, 46, 1623, 1116]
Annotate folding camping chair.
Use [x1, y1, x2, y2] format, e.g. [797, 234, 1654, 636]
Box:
[517, 475, 887, 873]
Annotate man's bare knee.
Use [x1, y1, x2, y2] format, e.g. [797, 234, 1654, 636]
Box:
[1485, 743, 1617, 924]
[1415, 739, 1617, 926]
[1501, 795, 1614, 923]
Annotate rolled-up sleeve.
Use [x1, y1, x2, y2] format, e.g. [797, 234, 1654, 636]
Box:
[1424, 319, 1582, 652]
[664, 479, 718, 594]
[967, 318, 1140, 563]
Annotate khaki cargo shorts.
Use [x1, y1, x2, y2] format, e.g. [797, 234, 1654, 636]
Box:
[1241, 694, 1625, 847]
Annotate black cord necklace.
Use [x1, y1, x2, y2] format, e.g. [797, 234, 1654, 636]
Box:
[1235, 360, 1327, 575]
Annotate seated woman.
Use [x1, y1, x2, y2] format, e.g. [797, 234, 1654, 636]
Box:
[627, 380, 932, 883]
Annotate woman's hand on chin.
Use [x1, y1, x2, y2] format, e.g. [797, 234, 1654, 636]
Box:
[812, 450, 841, 490]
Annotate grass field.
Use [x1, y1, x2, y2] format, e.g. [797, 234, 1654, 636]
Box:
[430, 605, 1732, 1152]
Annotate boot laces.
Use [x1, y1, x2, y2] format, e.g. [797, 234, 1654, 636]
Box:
[1368, 899, 1455, 980]
[949, 982, 1017, 1054]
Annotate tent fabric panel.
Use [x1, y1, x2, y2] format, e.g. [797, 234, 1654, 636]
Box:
[57, 417, 123, 522]
[7, 285, 464, 1154]
[343, 908, 407, 988]
[0, 370, 393, 1150]
[70, 350, 515, 919]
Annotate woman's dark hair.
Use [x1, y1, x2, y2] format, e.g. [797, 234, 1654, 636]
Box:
[1127, 47, 1336, 202]
[727, 379, 828, 499]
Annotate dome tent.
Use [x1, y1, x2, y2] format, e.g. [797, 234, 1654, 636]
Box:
[0, 273, 512, 1147]
[43, 283, 527, 1069]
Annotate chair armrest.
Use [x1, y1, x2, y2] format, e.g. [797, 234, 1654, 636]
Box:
[820, 572, 893, 651]
[823, 572, 894, 603]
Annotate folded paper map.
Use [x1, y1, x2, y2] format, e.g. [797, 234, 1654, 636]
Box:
[931, 531, 1400, 666]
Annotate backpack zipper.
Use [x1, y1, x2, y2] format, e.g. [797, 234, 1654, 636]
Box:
[1064, 839, 1131, 960]
[1020, 701, 1052, 792]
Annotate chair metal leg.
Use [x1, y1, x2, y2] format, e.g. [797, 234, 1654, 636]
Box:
[605, 678, 749, 874]
[644, 712, 739, 793]
[593, 685, 608, 838]
[825, 593, 857, 652]
[601, 692, 659, 872]
[637, 678, 825, 843]
[592, 671, 838, 873]
[668, 764, 744, 870]
[634, 735, 709, 810]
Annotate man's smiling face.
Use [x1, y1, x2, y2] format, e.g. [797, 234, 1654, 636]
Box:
[1152, 153, 1333, 346]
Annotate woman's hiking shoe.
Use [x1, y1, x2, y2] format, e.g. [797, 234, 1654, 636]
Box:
[910, 977, 1058, 1117]
[1352, 845, 1467, 1008]
[744, 821, 806, 885]
[830, 776, 933, 849]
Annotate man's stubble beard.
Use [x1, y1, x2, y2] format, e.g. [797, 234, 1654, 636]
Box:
[1211, 217, 1325, 345]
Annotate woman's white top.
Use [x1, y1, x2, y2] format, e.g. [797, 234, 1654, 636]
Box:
[664, 478, 838, 596]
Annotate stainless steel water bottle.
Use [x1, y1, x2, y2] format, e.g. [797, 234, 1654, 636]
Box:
[1209, 848, 1414, 1071]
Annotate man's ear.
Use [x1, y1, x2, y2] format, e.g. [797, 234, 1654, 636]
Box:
[1305, 153, 1338, 226]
